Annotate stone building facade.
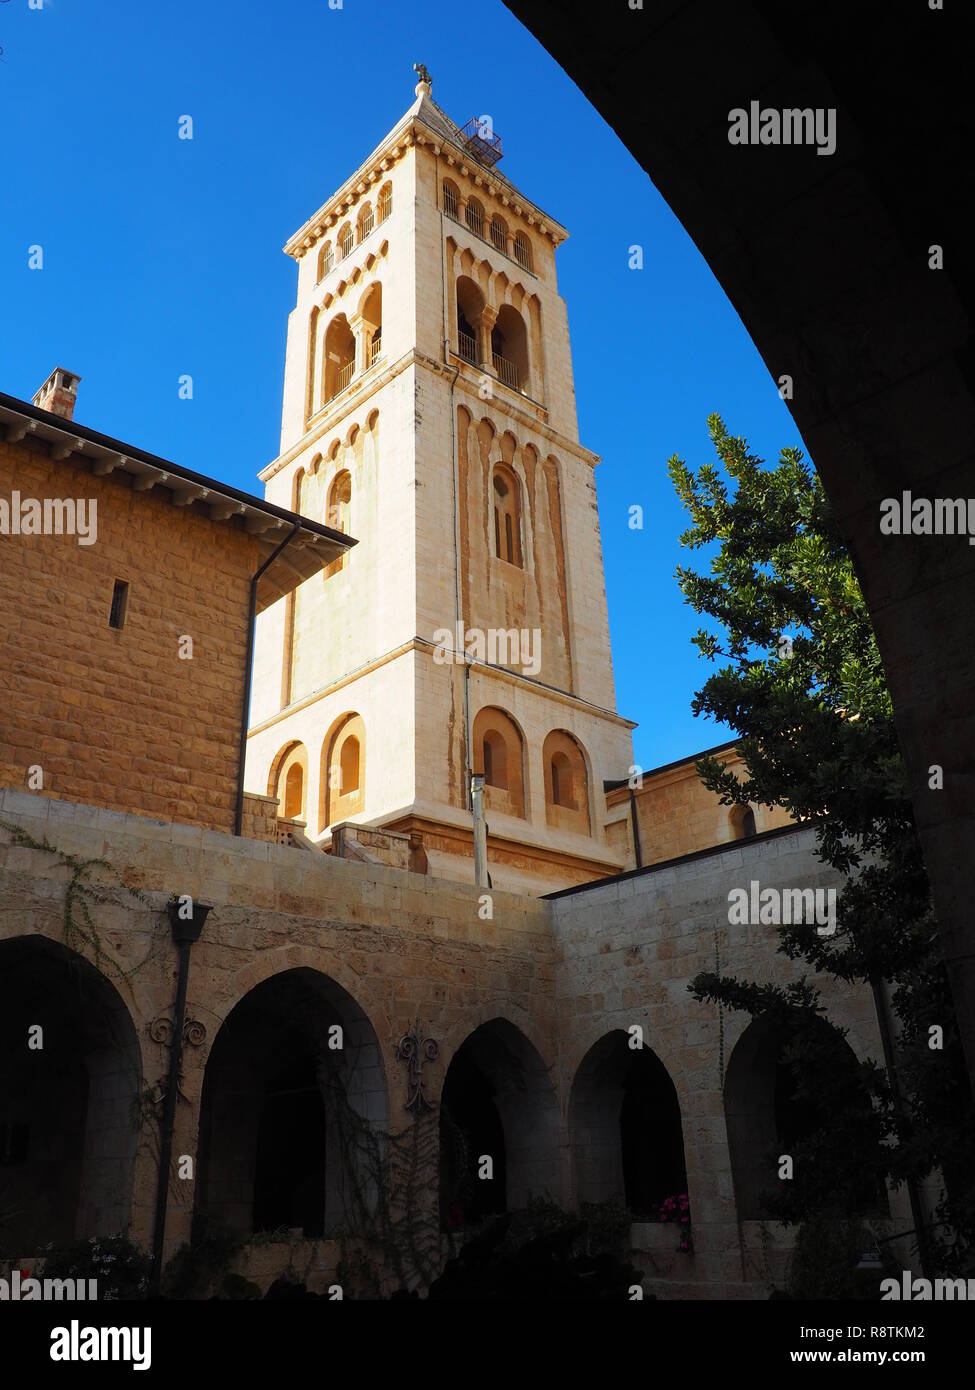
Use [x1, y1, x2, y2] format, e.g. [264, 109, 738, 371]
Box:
[0, 77, 916, 1300]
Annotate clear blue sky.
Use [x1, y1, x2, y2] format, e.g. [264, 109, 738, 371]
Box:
[0, 0, 806, 772]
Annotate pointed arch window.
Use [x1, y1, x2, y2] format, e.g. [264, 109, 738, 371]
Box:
[324, 470, 352, 579]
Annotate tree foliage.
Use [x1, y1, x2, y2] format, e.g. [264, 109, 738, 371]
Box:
[669, 415, 974, 1271]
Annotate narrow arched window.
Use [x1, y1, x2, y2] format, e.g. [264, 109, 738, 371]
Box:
[513, 231, 533, 272]
[492, 466, 522, 568]
[340, 735, 360, 793]
[465, 197, 484, 237]
[284, 763, 303, 819]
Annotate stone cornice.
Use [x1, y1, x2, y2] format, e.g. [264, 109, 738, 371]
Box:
[283, 109, 568, 262]
[259, 348, 599, 483]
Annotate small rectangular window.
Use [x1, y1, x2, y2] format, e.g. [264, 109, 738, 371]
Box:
[109, 579, 129, 629]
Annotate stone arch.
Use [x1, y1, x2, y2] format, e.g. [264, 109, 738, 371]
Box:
[442, 176, 460, 219]
[729, 803, 757, 839]
[0, 936, 142, 1251]
[491, 461, 524, 568]
[322, 312, 356, 404]
[472, 705, 527, 819]
[336, 220, 354, 260]
[542, 729, 591, 835]
[465, 195, 485, 238]
[195, 966, 388, 1239]
[358, 280, 383, 367]
[439, 1017, 560, 1227]
[513, 229, 533, 272]
[455, 274, 484, 365]
[376, 180, 392, 223]
[268, 740, 308, 822]
[321, 711, 366, 831]
[490, 212, 509, 255]
[317, 239, 334, 281]
[724, 1012, 886, 1221]
[492, 303, 529, 393]
[356, 200, 374, 244]
[323, 469, 352, 579]
[569, 1029, 688, 1215]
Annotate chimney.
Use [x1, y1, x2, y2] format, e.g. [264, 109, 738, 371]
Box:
[32, 368, 81, 422]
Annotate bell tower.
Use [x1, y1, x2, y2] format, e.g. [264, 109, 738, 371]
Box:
[245, 69, 636, 892]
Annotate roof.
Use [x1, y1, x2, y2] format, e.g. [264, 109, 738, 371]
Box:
[284, 88, 569, 260]
[0, 390, 356, 612]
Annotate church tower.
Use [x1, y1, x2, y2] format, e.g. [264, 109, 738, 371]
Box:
[245, 69, 636, 893]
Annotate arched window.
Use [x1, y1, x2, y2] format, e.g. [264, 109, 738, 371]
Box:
[340, 735, 360, 793]
[321, 713, 366, 829]
[338, 223, 354, 259]
[442, 179, 460, 221]
[377, 182, 392, 223]
[284, 763, 303, 819]
[359, 282, 382, 368]
[322, 315, 356, 404]
[543, 731, 590, 834]
[269, 742, 309, 824]
[465, 197, 484, 237]
[730, 804, 757, 839]
[482, 730, 507, 789]
[324, 470, 351, 579]
[356, 202, 374, 244]
[491, 304, 529, 393]
[455, 275, 484, 366]
[513, 231, 533, 272]
[317, 241, 334, 281]
[492, 465, 522, 568]
[472, 707, 525, 818]
[490, 214, 508, 254]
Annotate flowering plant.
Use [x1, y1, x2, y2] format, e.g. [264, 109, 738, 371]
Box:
[659, 1192, 692, 1253]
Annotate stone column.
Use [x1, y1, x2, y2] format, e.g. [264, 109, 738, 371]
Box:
[479, 305, 497, 374]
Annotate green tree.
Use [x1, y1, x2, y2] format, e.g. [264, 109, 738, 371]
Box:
[668, 414, 975, 1273]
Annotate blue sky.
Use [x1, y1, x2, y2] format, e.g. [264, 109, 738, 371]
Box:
[0, 0, 806, 771]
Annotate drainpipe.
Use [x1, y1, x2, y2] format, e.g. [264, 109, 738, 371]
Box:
[150, 897, 213, 1294]
[471, 773, 489, 888]
[628, 785, 643, 869]
[234, 522, 300, 835]
[438, 146, 472, 812]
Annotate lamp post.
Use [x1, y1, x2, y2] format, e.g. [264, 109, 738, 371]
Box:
[149, 896, 212, 1294]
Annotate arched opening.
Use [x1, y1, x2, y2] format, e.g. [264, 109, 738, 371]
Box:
[439, 1019, 559, 1231]
[490, 214, 508, 255]
[0, 937, 141, 1252]
[356, 201, 374, 244]
[513, 230, 533, 272]
[324, 470, 352, 579]
[465, 196, 484, 238]
[491, 464, 523, 568]
[455, 275, 484, 366]
[724, 1014, 887, 1221]
[284, 763, 304, 819]
[360, 282, 382, 369]
[322, 315, 356, 404]
[730, 804, 757, 839]
[269, 741, 308, 823]
[196, 968, 387, 1239]
[569, 1031, 687, 1216]
[337, 222, 354, 260]
[376, 181, 392, 223]
[491, 304, 529, 392]
[442, 178, 460, 220]
[543, 730, 591, 834]
[482, 730, 507, 789]
[322, 712, 366, 829]
[317, 241, 333, 281]
[472, 707, 526, 818]
[339, 734, 360, 794]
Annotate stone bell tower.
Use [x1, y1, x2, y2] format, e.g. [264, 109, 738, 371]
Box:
[245, 68, 636, 893]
